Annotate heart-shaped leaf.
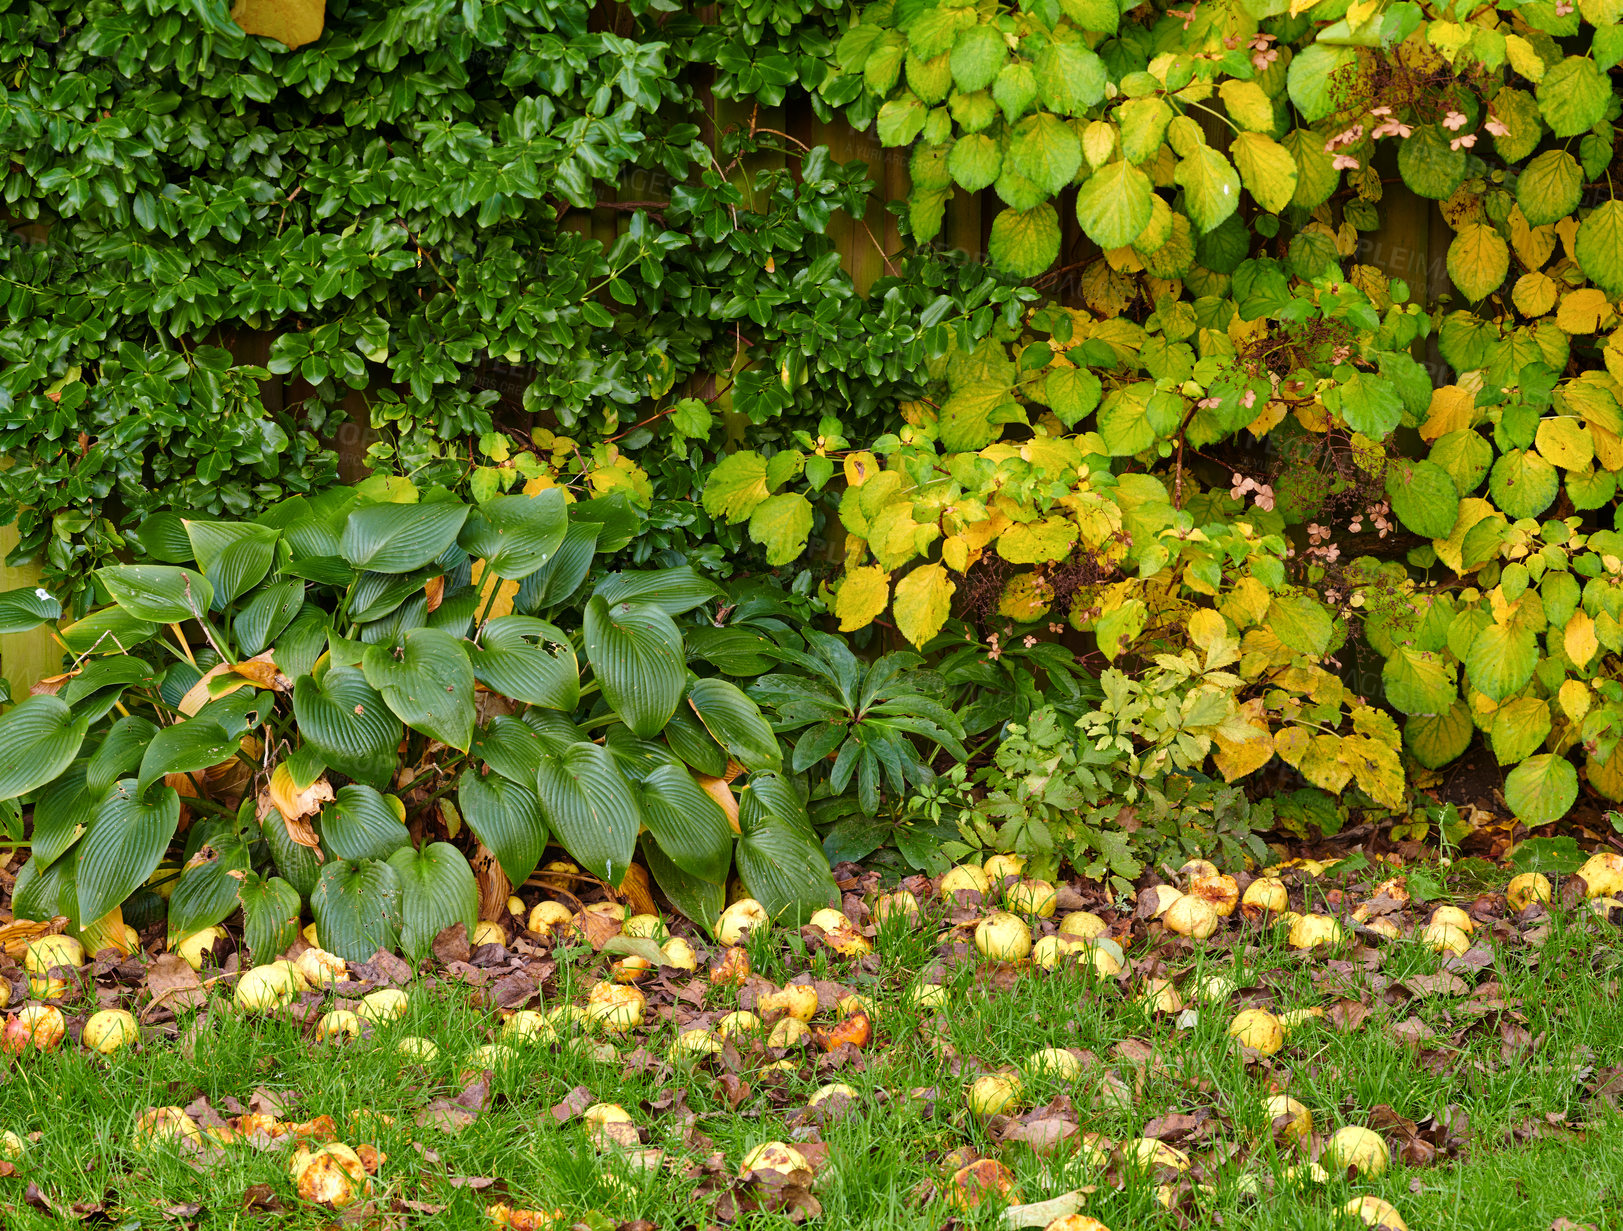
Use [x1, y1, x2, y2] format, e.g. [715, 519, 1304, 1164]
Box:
[363, 627, 476, 751]
[458, 770, 548, 888]
[0, 696, 90, 801]
[583, 596, 685, 738]
[75, 780, 181, 926]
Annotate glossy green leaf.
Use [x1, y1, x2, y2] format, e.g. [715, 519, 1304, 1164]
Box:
[322, 784, 411, 862]
[583, 596, 686, 738]
[239, 873, 302, 960]
[468, 616, 579, 709]
[75, 780, 180, 925]
[458, 769, 548, 888]
[389, 842, 479, 962]
[0, 696, 89, 801]
[310, 858, 403, 963]
[292, 667, 402, 788]
[686, 678, 782, 771]
[457, 488, 568, 580]
[137, 718, 237, 799]
[362, 627, 476, 751]
[340, 501, 469, 574]
[636, 763, 734, 885]
[535, 740, 642, 883]
[97, 565, 214, 623]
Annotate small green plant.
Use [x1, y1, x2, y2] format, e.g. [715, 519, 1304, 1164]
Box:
[0, 483, 838, 962]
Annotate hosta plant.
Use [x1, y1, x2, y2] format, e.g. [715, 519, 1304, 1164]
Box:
[0, 483, 836, 963]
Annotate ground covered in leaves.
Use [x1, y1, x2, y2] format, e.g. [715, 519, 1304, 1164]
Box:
[2, 855, 1623, 1230]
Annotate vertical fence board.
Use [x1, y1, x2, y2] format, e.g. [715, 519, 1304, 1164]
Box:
[0, 522, 56, 700]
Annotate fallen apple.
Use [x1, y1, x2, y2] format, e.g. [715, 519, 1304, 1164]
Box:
[1364, 918, 1401, 940]
[3, 1005, 64, 1053]
[982, 853, 1026, 881]
[622, 913, 666, 939]
[943, 1158, 1018, 1210]
[0, 1130, 23, 1161]
[1178, 859, 1219, 883]
[967, 1072, 1023, 1117]
[83, 1009, 138, 1056]
[715, 899, 770, 945]
[1428, 904, 1474, 934]
[873, 890, 919, 921]
[759, 983, 819, 1022]
[1163, 893, 1220, 939]
[502, 1010, 555, 1043]
[1140, 885, 1183, 918]
[487, 1202, 567, 1229]
[1323, 1124, 1389, 1177]
[1227, 1008, 1284, 1056]
[172, 926, 228, 973]
[471, 920, 507, 947]
[1044, 1217, 1110, 1231]
[740, 1140, 809, 1177]
[768, 1017, 810, 1047]
[1342, 1195, 1408, 1229]
[528, 901, 573, 933]
[1025, 1047, 1081, 1080]
[1190, 972, 1237, 1004]
[1057, 910, 1107, 940]
[668, 1028, 721, 1060]
[815, 1011, 872, 1051]
[396, 1036, 439, 1062]
[1121, 1137, 1190, 1172]
[1578, 852, 1623, 898]
[583, 1102, 632, 1126]
[661, 937, 698, 971]
[1506, 872, 1552, 912]
[1262, 1093, 1311, 1146]
[356, 988, 408, 1023]
[235, 965, 298, 1013]
[940, 863, 991, 898]
[906, 982, 949, 1009]
[709, 946, 751, 986]
[295, 947, 346, 989]
[1031, 935, 1085, 970]
[714, 1010, 763, 1040]
[586, 981, 645, 1033]
[1135, 977, 1184, 1014]
[507, 896, 526, 918]
[1006, 879, 1057, 918]
[316, 1010, 362, 1043]
[1419, 920, 1471, 955]
[836, 993, 878, 1020]
[135, 1106, 202, 1146]
[1240, 877, 1289, 920]
[291, 1142, 371, 1207]
[1287, 913, 1345, 951]
[23, 935, 84, 999]
[808, 1081, 856, 1106]
[974, 911, 1033, 961]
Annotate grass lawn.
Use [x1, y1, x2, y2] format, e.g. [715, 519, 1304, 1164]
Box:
[2, 866, 1621, 1230]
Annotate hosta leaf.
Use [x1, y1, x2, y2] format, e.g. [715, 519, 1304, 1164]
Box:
[459, 769, 548, 888]
[468, 616, 579, 709]
[0, 585, 61, 634]
[536, 741, 642, 883]
[310, 858, 403, 963]
[736, 778, 839, 927]
[75, 780, 180, 926]
[322, 784, 411, 862]
[0, 696, 89, 801]
[687, 677, 782, 771]
[636, 764, 735, 885]
[137, 719, 237, 801]
[239, 873, 302, 960]
[457, 488, 568, 581]
[167, 836, 253, 941]
[583, 596, 686, 738]
[340, 501, 468, 574]
[389, 842, 479, 962]
[98, 565, 214, 623]
[184, 520, 279, 609]
[641, 837, 726, 936]
[292, 667, 401, 789]
[362, 627, 477, 752]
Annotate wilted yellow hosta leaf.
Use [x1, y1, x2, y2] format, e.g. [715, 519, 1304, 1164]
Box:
[81, 906, 133, 957]
[1512, 272, 1557, 318]
[268, 762, 334, 828]
[231, 0, 324, 48]
[178, 662, 257, 717]
[894, 564, 956, 647]
[834, 567, 890, 632]
[1557, 288, 1616, 334]
[696, 775, 740, 833]
[1566, 609, 1600, 668]
[472, 559, 520, 623]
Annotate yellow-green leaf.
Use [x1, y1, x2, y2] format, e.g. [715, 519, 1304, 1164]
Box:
[1230, 132, 1298, 214]
[894, 564, 956, 647]
[1447, 222, 1510, 303]
[834, 567, 890, 632]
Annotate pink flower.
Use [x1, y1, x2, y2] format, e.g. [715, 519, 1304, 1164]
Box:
[1485, 115, 1509, 138]
[1241, 389, 1257, 409]
[1252, 47, 1278, 70]
[1556, 0, 1574, 14]
[1332, 154, 1360, 171]
[1022, 635, 1037, 648]
[1372, 120, 1413, 139]
[1371, 107, 1392, 118]
[1252, 484, 1276, 513]
[1449, 133, 1477, 151]
[1443, 110, 1468, 131]
[1198, 396, 1221, 409]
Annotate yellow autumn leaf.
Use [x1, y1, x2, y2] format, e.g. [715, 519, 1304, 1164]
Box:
[1566, 609, 1600, 668]
[834, 566, 890, 632]
[1504, 34, 1546, 82]
[1512, 272, 1557, 318]
[843, 451, 879, 487]
[1509, 206, 1557, 270]
[1534, 416, 1594, 470]
[1559, 678, 1592, 722]
[893, 564, 956, 647]
[1557, 288, 1616, 334]
[941, 536, 971, 573]
[472, 559, 520, 623]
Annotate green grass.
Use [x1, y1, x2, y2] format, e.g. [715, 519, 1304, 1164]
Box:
[2, 894, 1622, 1230]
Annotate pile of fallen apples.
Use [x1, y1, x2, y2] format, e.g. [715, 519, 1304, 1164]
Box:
[5, 846, 1623, 1230]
